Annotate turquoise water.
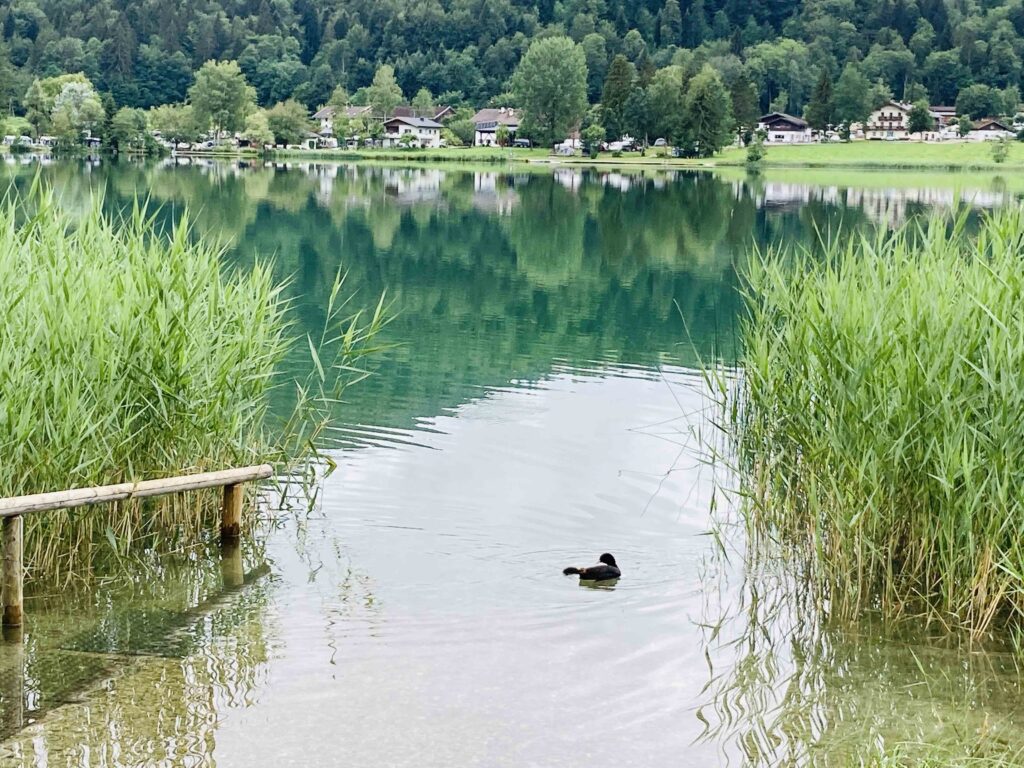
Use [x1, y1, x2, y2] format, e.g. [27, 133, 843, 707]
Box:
[0, 159, 1020, 766]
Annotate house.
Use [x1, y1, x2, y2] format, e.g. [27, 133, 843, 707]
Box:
[383, 116, 443, 148]
[431, 105, 457, 122]
[312, 105, 374, 137]
[930, 105, 957, 129]
[866, 101, 911, 140]
[968, 118, 1015, 141]
[471, 108, 521, 146]
[756, 113, 812, 143]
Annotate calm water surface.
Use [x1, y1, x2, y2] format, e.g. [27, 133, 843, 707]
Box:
[0, 159, 1020, 766]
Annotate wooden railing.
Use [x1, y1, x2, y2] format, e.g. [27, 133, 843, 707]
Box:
[0, 464, 273, 628]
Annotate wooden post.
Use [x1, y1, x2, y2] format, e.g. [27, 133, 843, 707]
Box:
[2, 516, 23, 628]
[221, 484, 243, 542]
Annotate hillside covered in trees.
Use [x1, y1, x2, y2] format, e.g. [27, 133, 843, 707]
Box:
[0, 0, 1018, 116]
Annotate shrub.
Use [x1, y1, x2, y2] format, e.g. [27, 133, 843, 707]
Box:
[992, 136, 1010, 163]
[745, 137, 766, 164]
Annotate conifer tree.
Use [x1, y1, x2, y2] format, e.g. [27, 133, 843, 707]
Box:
[601, 55, 637, 140]
[805, 68, 834, 130]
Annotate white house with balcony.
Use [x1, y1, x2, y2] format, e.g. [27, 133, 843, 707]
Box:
[866, 101, 912, 139]
[383, 116, 443, 148]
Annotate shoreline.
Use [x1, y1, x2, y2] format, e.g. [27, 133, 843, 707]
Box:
[16, 143, 1024, 175]
[260, 142, 1024, 173]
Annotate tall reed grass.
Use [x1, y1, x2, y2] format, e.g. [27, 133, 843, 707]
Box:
[717, 207, 1024, 633]
[0, 182, 383, 577]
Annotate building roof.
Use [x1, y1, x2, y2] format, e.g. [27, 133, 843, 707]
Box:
[384, 115, 443, 129]
[391, 105, 454, 122]
[312, 105, 374, 120]
[874, 100, 911, 112]
[758, 112, 808, 129]
[973, 118, 1012, 131]
[471, 108, 521, 127]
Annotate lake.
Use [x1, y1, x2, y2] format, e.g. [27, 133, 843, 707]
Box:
[0, 158, 1020, 766]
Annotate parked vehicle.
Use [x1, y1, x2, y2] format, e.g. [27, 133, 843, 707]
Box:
[513, 138, 532, 148]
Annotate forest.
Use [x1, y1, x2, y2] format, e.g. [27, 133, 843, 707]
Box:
[0, 0, 1020, 120]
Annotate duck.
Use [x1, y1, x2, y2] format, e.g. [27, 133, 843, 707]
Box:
[562, 553, 620, 581]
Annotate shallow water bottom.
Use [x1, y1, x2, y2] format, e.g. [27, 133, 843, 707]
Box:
[0, 368, 1022, 767]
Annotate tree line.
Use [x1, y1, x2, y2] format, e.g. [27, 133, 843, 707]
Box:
[4, 0, 1024, 153]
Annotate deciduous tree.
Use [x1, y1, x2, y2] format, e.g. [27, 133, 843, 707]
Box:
[149, 104, 201, 144]
[266, 99, 310, 145]
[907, 100, 934, 136]
[411, 87, 435, 115]
[243, 110, 273, 146]
[833, 63, 871, 127]
[956, 83, 1005, 118]
[109, 106, 149, 151]
[188, 60, 256, 138]
[511, 37, 588, 147]
[365, 64, 404, 119]
[51, 80, 104, 144]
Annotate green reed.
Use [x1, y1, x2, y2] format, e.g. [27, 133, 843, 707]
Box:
[0, 182, 383, 578]
[714, 206, 1024, 633]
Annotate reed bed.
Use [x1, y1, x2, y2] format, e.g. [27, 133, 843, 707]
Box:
[717, 206, 1024, 633]
[0, 183, 381, 578]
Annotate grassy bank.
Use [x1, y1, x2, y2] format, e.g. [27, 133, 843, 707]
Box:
[717, 207, 1024, 633]
[715, 140, 1024, 170]
[0, 186, 381, 578]
[265, 141, 1024, 172]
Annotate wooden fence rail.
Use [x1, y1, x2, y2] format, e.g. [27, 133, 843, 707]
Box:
[0, 464, 273, 629]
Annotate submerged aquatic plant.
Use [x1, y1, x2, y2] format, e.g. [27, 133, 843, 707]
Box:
[0, 182, 384, 578]
[716, 206, 1024, 633]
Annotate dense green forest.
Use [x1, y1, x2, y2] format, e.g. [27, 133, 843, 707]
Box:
[0, 0, 1019, 118]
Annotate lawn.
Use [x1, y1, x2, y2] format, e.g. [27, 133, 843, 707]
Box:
[263, 139, 1024, 173]
[713, 140, 1024, 169]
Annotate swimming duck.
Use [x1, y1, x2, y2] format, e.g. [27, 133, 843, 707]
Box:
[563, 553, 620, 580]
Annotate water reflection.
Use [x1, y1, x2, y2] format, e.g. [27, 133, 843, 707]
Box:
[0, 160, 1020, 765]
[4, 159, 754, 444]
[0, 540, 273, 766]
[698, 546, 1024, 766]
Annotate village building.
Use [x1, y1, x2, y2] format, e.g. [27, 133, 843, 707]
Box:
[312, 105, 373, 138]
[968, 118, 1015, 141]
[756, 113, 812, 143]
[392, 105, 456, 122]
[471, 108, 521, 146]
[866, 100, 950, 140]
[865, 101, 912, 140]
[929, 106, 957, 129]
[383, 116, 443, 148]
